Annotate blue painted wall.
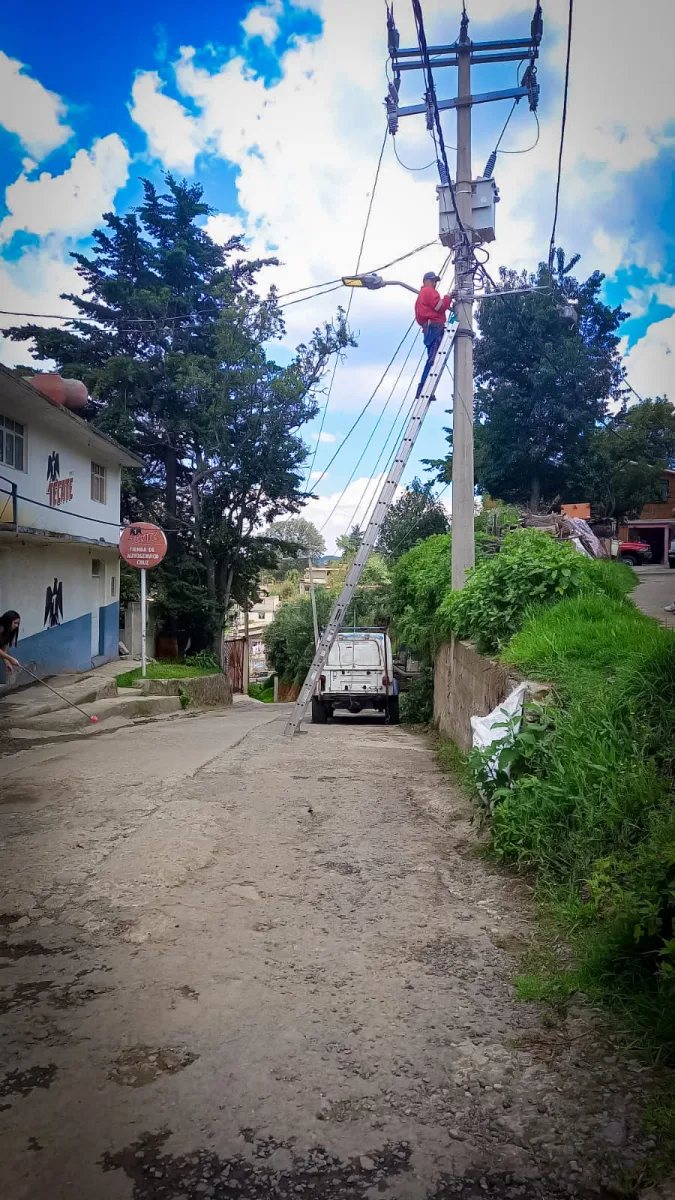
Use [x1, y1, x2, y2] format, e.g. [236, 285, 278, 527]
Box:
[99, 601, 119, 660]
[0, 612, 91, 683]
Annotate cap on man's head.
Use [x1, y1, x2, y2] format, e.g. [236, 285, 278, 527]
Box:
[423, 271, 440, 284]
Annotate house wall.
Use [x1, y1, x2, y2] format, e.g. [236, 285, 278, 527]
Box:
[0, 386, 122, 545]
[0, 540, 119, 680]
[639, 471, 675, 520]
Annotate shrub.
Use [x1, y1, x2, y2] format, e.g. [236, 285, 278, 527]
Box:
[400, 666, 434, 725]
[476, 594, 675, 1056]
[263, 590, 332, 683]
[391, 532, 491, 658]
[437, 529, 636, 654]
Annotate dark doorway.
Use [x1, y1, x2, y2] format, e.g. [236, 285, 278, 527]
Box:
[630, 525, 666, 564]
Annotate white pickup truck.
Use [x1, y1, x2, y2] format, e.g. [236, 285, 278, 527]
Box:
[312, 628, 399, 724]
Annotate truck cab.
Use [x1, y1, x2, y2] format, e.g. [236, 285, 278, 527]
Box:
[312, 629, 399, 725]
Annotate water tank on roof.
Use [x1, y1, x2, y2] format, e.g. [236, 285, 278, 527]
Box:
[23, 373, 88, 410]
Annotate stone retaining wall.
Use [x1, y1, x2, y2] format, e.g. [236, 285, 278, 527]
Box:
[137, 673, 232, 707]
[433, 636, 521, 753]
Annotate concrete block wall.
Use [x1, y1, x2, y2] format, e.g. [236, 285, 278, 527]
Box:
[433, 635, 520, 753]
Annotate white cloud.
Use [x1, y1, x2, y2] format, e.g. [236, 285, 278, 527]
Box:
[204, 213, 245, 244]
[129, 71, 203, 173]
[300, 474, 390, 554]
[0, 51, 72, 159]
[0, 241, 81, 368]
[624, 315, 675, 401]
[241, 0, 283, 46]
[314, 431, 336, 444]
[0, 134, 130, 244]
[309, 470, 326, 480]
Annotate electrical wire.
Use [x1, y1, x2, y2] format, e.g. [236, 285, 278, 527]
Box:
[499, 110, 540, 155]
[319, 331, 422, 534]
[392, 138, 438, 172]
[346, 361, 423, 532]
[303, 127, 388, 488]
[307, 319, 417, 498]
[548, 0, 574, 273]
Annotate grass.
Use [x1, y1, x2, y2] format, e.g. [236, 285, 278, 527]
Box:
[248, 679, 275, 703]
[490, 594, 675, 1062]
[117, 661, 220, 687]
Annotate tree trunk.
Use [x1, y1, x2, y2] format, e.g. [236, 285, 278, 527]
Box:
[530, 475, 541, 511]
[164, 447, 178, 557]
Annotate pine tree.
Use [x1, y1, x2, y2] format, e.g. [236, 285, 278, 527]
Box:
[5, 175, 353, 646]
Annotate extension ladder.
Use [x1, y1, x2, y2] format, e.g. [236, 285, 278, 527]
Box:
[285, 325, 456, 737]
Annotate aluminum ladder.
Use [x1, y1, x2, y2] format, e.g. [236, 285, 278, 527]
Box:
[285, 325, 456, 736]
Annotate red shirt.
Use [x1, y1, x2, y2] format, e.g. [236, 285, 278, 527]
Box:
[415, 285, 452, 327]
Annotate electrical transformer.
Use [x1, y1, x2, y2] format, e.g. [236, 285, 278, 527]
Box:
[437, 177, 499, 248]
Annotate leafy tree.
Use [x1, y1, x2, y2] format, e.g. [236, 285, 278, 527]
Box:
[436, 250, 627, 508]
[390, 534, 452, 658]
[5, 174, 353, 646]
[263, 589, 332, 684]
[328, 550, 390, 628]
[268, 516, 325, 577]
[578, 398, 675, 519]
[336, 525, 363, 555]
[378, 478, 449, 561]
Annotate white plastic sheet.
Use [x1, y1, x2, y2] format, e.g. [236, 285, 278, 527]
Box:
[471, 682, 529, 781]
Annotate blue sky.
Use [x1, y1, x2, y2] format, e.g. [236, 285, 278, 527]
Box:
[1, 0, 674, 549]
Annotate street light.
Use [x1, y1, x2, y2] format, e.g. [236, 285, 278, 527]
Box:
[342, 273, 418, 295]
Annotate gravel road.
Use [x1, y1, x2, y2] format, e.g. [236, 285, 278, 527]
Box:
[0, 703, 657, 1198]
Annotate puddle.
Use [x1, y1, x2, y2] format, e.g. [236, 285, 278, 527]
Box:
[0, 1063, 57, 1100]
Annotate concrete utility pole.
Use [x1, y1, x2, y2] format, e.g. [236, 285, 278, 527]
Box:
[452, 16, 475, 591]
[385, 1, 543, 590]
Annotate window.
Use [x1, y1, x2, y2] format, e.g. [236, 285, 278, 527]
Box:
[659, 478, 669, 502]
[0, 414, 25, 471]
[91, 558, 102, 577]
[258, 612, 266, 620]
[91, 461, 106, 504]
[111, 575, 117, 598]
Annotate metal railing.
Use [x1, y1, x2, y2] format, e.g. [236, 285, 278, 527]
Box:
[0, 474, 18, 530]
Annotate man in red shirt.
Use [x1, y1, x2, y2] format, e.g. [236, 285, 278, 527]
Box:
[414, 271, 455, 397]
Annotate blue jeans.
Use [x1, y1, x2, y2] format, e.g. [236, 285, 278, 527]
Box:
[416, 323, 444, 397]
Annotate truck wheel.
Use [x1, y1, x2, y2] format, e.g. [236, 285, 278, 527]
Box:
[311, 697, 328, 724]
[387, 696, 400, 725]
[620, 554, 637, 566]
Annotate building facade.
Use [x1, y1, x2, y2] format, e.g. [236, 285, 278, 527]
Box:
[619, 469, 675, 565]
[0, 368, 140, 680]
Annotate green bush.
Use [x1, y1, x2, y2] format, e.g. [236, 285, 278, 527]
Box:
[479, 594, 675, 1056]
[248, 679, 274, 702]
[185, 649, 221, 671]
[437, 529, 637, 654]
[263, 589, 332, 683]
[400, 667, 434, 725]
[390, 532, 491, 658]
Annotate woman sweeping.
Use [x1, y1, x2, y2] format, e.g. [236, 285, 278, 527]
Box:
[0, 610, 21, 674]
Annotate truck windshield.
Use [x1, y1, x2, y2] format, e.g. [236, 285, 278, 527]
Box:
[328, 637, 383, 668]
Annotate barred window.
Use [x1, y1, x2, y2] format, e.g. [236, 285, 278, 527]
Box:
[0, 414, 25, 471]
[91, 461, 106, 503]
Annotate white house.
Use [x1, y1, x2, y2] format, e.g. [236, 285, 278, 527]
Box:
[0, 367, 141, 680]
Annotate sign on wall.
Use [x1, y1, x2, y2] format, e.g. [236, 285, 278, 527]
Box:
[46, 451, 74, 508]
[44, 578, 63, 628]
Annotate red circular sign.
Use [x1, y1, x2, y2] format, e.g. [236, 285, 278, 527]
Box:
[119, 522, 167, 570]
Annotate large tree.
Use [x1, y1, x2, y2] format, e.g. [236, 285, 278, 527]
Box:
[444, 250, 628, 509]
[5, 175, 353, 646]
[579, 397, 675, 520]
[268, 516, 326, 577]
[378, 477, 449, 561]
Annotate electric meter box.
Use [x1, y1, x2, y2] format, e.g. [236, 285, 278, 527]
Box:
[438, 177, 498, 248]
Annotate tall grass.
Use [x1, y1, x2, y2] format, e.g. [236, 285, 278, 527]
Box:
[494, 595, 675, 1058]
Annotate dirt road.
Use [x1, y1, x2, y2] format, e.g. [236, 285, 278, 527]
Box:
[0, 704, 656, 1198]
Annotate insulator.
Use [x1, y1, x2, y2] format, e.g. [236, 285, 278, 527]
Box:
[531, 2, 543, 45]
[437, 160, 449, 186]
[483, 150, 497, 178]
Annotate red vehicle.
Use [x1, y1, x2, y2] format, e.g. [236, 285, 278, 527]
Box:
[619, 540, 652, 566]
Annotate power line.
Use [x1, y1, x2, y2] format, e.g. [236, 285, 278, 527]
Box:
[347, 360, 423, 533]
[303, 127, 388, 488]
[548, 0, 574, 273]
[498, 110, 540, 155]
[319, 329, 421, 534]
[307, 319, 417, 497]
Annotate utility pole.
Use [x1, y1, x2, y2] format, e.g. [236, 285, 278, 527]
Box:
[452, 11, 475, 590]
[385, 2, 543, 589]
[307, 557, 320, 648]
